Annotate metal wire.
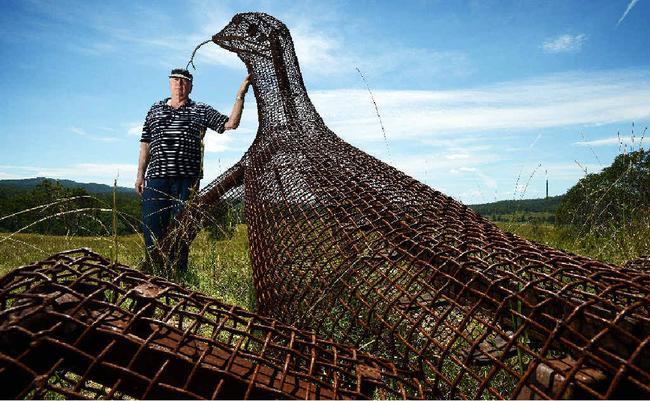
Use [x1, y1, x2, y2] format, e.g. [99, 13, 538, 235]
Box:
[0, 249, 424, 399]
[164, 12, 648, 399]
[624, 254, 650, 274]
[2, 11, 648, 400]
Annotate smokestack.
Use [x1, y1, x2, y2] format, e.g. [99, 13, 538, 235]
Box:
[545, 169, 548, 199]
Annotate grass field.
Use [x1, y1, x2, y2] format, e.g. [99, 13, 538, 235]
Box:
[0, 224, 255, 310]
[498, 220, 649, 266]
[0, 213, 646, 399]
[1, 218, 646, 312]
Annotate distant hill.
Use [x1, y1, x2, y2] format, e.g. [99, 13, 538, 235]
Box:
[0, 177, 140, 235]
[0, 177, 135, 194]
[468, 195, 564, 222]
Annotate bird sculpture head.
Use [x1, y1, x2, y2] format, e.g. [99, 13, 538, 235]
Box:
[212, 12, 291, 63]
[212, 12, 319, 133]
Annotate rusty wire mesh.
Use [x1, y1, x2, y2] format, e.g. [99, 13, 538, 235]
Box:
[2, 11, 649, 400]
[0, 248, 424, 399]
[159, 12, 650, 399]
[624, 254, 650, 274]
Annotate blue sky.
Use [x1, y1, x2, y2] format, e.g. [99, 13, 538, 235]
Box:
[1, 0, 648, 204]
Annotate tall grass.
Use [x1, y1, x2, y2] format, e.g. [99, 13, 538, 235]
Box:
[0, 232, 143, 275]
[0, 225, 254, 310]
[498, 129, 648, 266]
[499, 218, 649, 266]
[176, 226, 255, 310]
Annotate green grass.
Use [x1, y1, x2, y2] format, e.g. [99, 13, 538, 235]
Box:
[176, 225, 255, 310]
[484, 211, 555, 224]
[0, 232, 144, 274]
[0, 224, 255, 310]
[2, 216, 646, 315]
[497, 220, 649, 265]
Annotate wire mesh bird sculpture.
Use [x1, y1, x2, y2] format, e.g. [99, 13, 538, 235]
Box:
[157, 12, 649, 399]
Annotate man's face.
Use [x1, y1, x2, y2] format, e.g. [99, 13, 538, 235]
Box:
[169, 77, 192, 100]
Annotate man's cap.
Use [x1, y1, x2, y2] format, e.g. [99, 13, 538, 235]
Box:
[169, 68, 193, 82]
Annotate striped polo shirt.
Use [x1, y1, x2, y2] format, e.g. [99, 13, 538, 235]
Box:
[140, 98, 228, 179]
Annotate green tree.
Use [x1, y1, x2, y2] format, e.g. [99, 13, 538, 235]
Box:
[0, 179, 143, 236]
[556, 148, 650, 231]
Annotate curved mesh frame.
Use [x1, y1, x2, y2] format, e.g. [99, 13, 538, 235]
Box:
[0, 249, 423, 399]
[158, 12, 650, 399]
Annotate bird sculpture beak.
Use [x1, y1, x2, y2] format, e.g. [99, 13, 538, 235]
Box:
[211, 30, 230, 46]
[212, 27, 272, 60]
[211, 28, 246, 52]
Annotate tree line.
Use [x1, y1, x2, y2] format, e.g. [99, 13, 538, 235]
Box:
[556, 148, 649, 233]
[0, 178, 244, 239]
[0, 179, 142, 236]
[3, 147, 647, 241]
[469, 196, 563, 223]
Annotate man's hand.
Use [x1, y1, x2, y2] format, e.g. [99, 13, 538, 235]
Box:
[225, 74, 253, 130]
[135, 176, 145, 196]
[238, 74, 252, 97]
[135, 142, 150, 196]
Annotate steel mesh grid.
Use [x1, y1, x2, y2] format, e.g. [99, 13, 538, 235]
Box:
[159, 12, 650, 399]
[155, 160, 246, 271]
[0, 248, 424, 399]
[4, 11, 647, 400]
[624, 254, 650, 274]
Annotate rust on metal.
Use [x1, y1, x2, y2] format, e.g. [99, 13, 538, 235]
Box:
[516, 356, 610, 400]
[159, 12, 649, 399]
[0, 249, 423, 399]
[1, 11, 649, 400]
[624, 254, 650, 273]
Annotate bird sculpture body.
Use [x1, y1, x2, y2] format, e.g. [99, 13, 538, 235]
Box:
[159, 12, 650, 399]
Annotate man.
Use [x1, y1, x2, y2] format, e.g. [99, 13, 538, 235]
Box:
[135, 68, 251, 271]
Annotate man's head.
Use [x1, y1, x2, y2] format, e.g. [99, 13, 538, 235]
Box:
[169, 68, 193, 101]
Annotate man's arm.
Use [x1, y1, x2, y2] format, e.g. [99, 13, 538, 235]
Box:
[135, 142, 150, 196]
[224, 74, 252, 130]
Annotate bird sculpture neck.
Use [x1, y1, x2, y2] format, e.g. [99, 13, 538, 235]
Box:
[246, 37, 326, 138]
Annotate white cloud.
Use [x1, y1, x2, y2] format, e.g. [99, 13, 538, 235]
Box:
[445, 153, 471, 160]
[187, 40, 244, 70]
[70, 127, 120, 142]
[291, 24, 350, 75]
[202, 107, 258, 154]
[309, 69, 650, 144]
[73, 163, 138, 180]
[542, 34, 587, 54]
[383, 149, 502, 185]
[127, 123, 143, 137]
[358, 48, 471, 82]
[451, 167, 477, 173]
[30, 1, 468, 82]
[574, 135, 646, 147]
[0, 163, 138, 186]
[203, 131, 234, 152]
[618, 0, 640, 25]
[0, 172, 22, 180]
[541, 161, 603, 181]
[184, 9, 470, 81]
[201, 156, 246, 189]
[285, 21, 472, 81]
[450, 166, 497, 189]
[68, 41, 116, 56]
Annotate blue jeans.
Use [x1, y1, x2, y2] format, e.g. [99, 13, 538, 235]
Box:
[142, 176, 198, 270]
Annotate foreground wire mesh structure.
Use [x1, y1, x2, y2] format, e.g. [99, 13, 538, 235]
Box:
[2, 11, 649, 400]
[0, 249, 423, 399]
